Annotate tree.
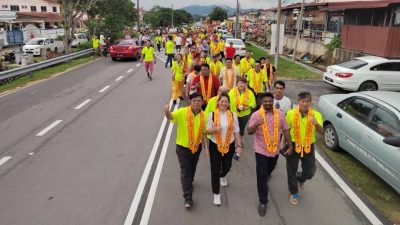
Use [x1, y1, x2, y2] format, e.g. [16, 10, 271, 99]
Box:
[60, 0, 100, 54]
[87, 0, 136, 42]
[144, 6, 192, 27]
[208, 7, 227, 22]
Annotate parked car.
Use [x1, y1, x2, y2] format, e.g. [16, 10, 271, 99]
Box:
[22, 38, 57, 56]
[109, 38, 142, 61]
[71, 33, 88, 47]
[224, 38, 246, 57]
[323, 56, 400, 92]
[317, 91, 400, 193]
[221, 33, 234, 41]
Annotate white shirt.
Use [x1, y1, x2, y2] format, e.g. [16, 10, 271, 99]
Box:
[219, 66, 239, 88]
[175, 36, 182, 45]
[207, 111, 240, 144]
[274, 95, 293, 114]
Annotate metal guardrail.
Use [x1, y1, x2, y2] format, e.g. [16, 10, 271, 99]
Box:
[0, 48, 94, 81]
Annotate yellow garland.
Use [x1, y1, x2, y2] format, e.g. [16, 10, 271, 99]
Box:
[251, 70, 263, 94]
[224, 67, 235, 89]
[187, 106, 205, 154]
[200, 75, 213, 103]
[213, 109, 234, 156]
[259, 107, 280, 153]
[210, 62, 221, 76]
[293, 107, 314, 157]
[234, 87, 249, 110]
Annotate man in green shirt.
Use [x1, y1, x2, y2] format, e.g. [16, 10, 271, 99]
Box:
[165, 36, 175, 68]
[164, 93, 208, 208]
[91, 35, 100, 57]
[155, 34, 162, 52]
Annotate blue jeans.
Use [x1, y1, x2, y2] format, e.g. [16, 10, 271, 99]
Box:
[165, 54, 174, 67]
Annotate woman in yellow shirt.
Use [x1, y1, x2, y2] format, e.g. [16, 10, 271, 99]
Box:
[171, 54, 186, 104]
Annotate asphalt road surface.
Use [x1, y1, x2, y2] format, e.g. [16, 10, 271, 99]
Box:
[0, 51, 387, 225]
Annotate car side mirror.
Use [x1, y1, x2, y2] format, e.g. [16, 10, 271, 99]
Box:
[383, 137, 400, 147]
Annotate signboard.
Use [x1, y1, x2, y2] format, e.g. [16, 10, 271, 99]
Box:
[0, 10, 17, 21]
[270, 24, 284, 55]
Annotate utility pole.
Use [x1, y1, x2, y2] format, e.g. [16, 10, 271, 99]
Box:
[235, 0, 240, 38]
[137, 0, 140, 30]
[274, 0, 281, 69]
[292, 0, 305, 61]
[172, 4, 174, 27]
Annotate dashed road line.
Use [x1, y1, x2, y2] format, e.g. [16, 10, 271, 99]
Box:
[136, 63, 141, 67]
[0, 156, 12, 167]
[99, 85, 110, 93]
[116, 76, 124, 81]
[74, 99, 91, 110]
[127, 69, 133, 73]
[36, 120, 63, 137]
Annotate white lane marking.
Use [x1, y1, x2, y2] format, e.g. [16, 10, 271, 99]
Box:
[99, 85, 110, 93]
[136, 63, 141, 67]
[127, 69, 133, 73]
[139, 100, 179, 225]
[74, 99, 91, 110]
[36, 120, 63, 137]
[315, 150, 383, 225]
[123, 99, 173, 225]
[28, 152, 34, 156]
[116, 76, 124, 81]
[155, 55, 166, 63]
[0, 156, 12, 167]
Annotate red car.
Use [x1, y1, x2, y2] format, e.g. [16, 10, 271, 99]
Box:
[110, 38, 142, 61]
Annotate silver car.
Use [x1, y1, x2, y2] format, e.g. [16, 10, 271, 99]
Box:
[317, 91, 400, 193]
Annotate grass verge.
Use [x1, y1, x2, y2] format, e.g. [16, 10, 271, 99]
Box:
[246, 43, 321, 80]
[0, 55, 96, 95]
[316, 135, 400, 224]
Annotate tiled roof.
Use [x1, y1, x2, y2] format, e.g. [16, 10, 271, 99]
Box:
[16, 12, 63, 21]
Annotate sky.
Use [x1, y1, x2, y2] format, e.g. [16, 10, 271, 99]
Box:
[139, 0, 292, 10]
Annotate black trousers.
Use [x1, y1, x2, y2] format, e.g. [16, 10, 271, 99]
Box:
[256, 152, 279, 204]
[165, 54, 174, 68]
[176, 144, 202, 199]
[156, 43, 161, 52]
[286, 143, 316, 195]
[238, 114, 250, 136]
[209, 141, 235, 194]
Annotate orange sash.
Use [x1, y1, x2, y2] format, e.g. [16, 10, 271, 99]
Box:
[293, 107, 314, 157]
[251, 70, 263, 94]
[234, 87, 249, 111]
[187, 106, 205, 154]
[259, 107, 280, 153]
[224, 67, 235, 89]
[200, 75, 213, 103]
[210, 62, 221, 76]
[264, 63, 274, 86]
[213, 109, 234, 156]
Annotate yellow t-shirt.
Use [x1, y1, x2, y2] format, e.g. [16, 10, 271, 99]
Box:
[141, 47, 154, 62]
[155, 36, 162, 44]
[209, 61, 223, 76]
[286, 108, 323, 144]
[240, 57, 255, 74]
[92, 38, 100, 48]
[246, 69, 267, 93]
[210, 42, 219, 56]
[172, 61, 184, 81]
[228, 88, 256, 117]
[171, 107, 207, 148]
[218, 41, 225, 52]
[204, 95, 218, 115]
[165, 41, 174, 54]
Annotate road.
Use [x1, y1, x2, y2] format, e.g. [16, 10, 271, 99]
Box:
[0, 51, 385, 225]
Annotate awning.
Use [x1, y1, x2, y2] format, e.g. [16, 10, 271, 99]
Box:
[324, 0, 400, 11]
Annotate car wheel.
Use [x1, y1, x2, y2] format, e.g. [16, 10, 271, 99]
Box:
[358, 81, 377, 91]
[324, 123, 339, 151]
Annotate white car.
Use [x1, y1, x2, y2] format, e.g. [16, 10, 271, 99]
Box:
[323, 56, 400, 91]
[23, 38, 57, 56]
[71, 33, 88, 47]
[225, 38, 246, 57]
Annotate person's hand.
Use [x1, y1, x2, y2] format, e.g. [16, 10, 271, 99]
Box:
[205, 147, 210, 158]
[235, 146, 243, 156]
[163, 102, 170, 113]
[214, 126, 222, 133]
[312, 115, 319, 126]
[283, 144, 293, 156]
[171, 75, 175, 81]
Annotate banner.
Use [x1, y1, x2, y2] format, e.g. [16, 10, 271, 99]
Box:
[270, 24, 284, 55]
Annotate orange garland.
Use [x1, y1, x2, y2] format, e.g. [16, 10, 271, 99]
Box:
[187, 106, 205, 154]
[259, 107, 280, 153]
[251, 70, 263, 94]
[234, 87, 249, 111]
[293, 107, 314, 157]
[213, 109, 234, 156]
[200, 75, 213, 103]
[224, 67, 235, 89]
[210, 61, 221, 76]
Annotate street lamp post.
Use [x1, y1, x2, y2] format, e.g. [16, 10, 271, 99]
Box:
[274, 0, 281, 69]
[172, 4, 174, 27]
[235, 0, 240, 38]
[137, 0, 140, 30]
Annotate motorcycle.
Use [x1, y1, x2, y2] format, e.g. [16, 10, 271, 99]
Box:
[101, 44, 109, 57]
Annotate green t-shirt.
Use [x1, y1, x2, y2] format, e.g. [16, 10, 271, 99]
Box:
[141, 47, 154, 62]
[246, 69, 267, 93]
[166, 41, 174, 54]
[286, 108, 323, 144]
[171, 61, 184, 81]
[228, 88, 256, 117]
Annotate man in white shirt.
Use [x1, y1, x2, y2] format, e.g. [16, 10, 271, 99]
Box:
[175, 34, 182, 53]
[219, 58, 239, 90]
[273, 80, 293, 114]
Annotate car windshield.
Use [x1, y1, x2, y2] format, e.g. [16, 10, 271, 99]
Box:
[337, 59, 368, 70]
[227, 39, 244, 45]
[116, 40, 134, 45]
[27, 39, 44, 45]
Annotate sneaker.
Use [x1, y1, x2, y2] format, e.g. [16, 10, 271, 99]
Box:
[220, 177, 228, 187]
[258, 203, 267, 217]
[184, 198, 193, 208]
[173, 100, 177, 105]
[289, 193, 299, 205]
[179, 96, 184, 100]
[213, 194, 221, 206]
